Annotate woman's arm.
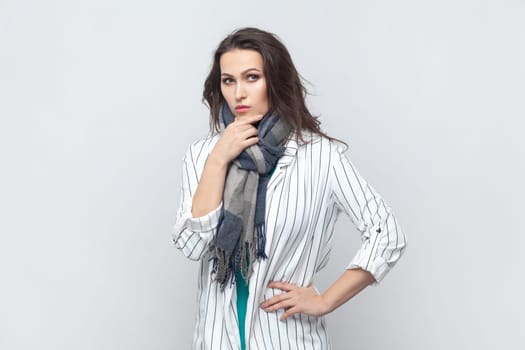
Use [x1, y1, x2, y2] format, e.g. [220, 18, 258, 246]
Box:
[329, 141, 407, 283]
[190, 154, 228, 217]
[261, 268, 375, 320]
[172, 114, 263, 260]
[261, 140, 407, 318]
[171, 142, 225, 260]
[191, 113, 263, 216]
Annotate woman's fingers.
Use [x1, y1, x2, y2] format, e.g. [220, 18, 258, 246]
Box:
[241, 136, 259, 148]
[226, 118, 260, 141]
[236, 114, 264, 125]
[259, 281, 298, 309]
[213, 115, 263, 162]
[281, 306, 300, 321]
[260, 292, 301, 320]
[268, 281, 298, 292]
[238, 124, 259, 138]
[260, 283, 328, 321]
[260, 297, 294, 311]
[260, 290, 292, 308]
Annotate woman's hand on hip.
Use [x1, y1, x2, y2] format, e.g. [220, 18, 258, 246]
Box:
[260, 281, 330, 321]
[209, 114, 264, 166]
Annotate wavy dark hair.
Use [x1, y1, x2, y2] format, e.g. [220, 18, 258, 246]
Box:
[202, 27, 347, 147]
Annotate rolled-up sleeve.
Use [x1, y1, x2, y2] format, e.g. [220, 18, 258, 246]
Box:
[171, 141, 223, 260]
[329, 142, 407, 284]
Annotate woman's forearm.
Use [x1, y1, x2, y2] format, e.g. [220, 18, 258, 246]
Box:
[261, 268, 376, 320]
[322, 268, 376, 313]
[191, 154, 228, 217]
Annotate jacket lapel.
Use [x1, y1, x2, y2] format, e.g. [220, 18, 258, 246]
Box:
[267, 133, 299, 192]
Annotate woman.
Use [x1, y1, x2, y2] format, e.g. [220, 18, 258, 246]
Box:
[172, 27, 407, 350]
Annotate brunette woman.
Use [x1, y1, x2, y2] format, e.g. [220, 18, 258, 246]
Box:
[172, 27, 407, 350]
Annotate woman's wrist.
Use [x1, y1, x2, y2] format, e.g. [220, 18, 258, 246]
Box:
[207, 152, 230, 169]
[318, 294, 334, 315]
[320, 269, 375, 314]
[319, 292, 337, 315]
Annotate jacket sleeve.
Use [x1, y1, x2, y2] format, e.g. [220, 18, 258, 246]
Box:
[329, 141, 407, 284]
[171, 141, 223, 261]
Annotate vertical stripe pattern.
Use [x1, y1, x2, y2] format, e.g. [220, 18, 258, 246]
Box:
[172, 130, 407, 349]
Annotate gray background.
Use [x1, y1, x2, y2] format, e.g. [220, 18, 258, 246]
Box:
[1, 0, 524, 349]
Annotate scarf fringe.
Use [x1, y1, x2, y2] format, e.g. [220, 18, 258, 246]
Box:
[210, 248, 236, 290]
[211, 225, 268, 290]
[255, 223, 268, 259]
[239, 241, 253, 285]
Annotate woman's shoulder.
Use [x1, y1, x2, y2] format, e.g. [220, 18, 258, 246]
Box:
[189, 131, 220, 148]
[294, 129, 349, 154]
[184, 131, 221, 161]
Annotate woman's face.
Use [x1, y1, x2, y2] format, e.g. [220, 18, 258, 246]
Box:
[220, 49, 269, 121]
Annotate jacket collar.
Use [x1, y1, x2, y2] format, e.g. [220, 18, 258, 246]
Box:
[275, 131, 299, 169]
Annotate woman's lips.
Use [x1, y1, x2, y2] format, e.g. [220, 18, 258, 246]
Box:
[235, 105, 250, 113]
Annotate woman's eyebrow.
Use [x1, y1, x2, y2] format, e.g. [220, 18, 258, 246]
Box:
[221, 68, 262, 76]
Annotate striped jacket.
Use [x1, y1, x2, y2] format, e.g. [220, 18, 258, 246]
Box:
[172, 129, 407, 349]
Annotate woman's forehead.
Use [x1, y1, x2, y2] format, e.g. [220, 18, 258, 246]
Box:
[220, 49, 264, 74]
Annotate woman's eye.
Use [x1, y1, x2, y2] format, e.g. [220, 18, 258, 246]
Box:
[222, 78, 234, 84]
[247, 74, 259, 81]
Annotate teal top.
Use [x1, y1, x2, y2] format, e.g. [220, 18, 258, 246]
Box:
[236, 166, 276, 350]
[236, 269, 249, 350]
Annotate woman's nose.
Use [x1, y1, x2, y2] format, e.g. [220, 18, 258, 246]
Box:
[235, 83, 246, 100]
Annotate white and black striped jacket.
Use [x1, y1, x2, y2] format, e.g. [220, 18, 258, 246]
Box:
[172, 130, 407, 349]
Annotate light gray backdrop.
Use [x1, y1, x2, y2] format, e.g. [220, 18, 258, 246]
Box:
[1, 0, 524, 349]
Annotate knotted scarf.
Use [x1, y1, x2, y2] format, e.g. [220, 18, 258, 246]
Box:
[211, 102, 293, 290]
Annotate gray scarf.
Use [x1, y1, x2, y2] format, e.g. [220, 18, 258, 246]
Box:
[211, 103, 293, 289]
